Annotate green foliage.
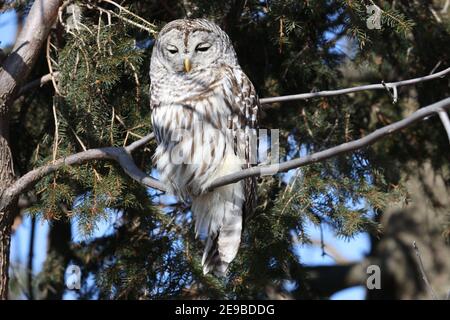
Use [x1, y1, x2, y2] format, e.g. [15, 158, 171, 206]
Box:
[58, 21, 147, 149]
[8, 0, 449, 299]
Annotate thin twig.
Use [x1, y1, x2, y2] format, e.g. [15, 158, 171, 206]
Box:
[51, 98, 59, 162]
[382, 80, 398, 104]
[260, 67, 450, 104]
[125, 58, 140, 104]
[66, 29, 90, 78]
[58, 0, 73, 29]
[100, 0, 157, 29]
[46, 35, 61, 96]
[88, 4, 156, 34]
[17, 72, 60, 97]
[429, 6, 442, 23]
[97, 10, 103, 52]
[430, 61, 442, 75]
[413, 241, 438, 300]
[110, 106, 115, 145]
[69, 126, 102, 181]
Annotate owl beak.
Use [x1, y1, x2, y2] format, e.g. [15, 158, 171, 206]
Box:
[183, 58, 192, 73]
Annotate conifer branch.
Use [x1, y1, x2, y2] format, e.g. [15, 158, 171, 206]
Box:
[1, 97, 448, 211]
[0, 133, 164, 211]
[2, 60, 450, 207]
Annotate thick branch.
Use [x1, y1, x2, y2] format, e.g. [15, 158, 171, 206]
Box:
[0, 134, 165, 211]
[206, 97, 450, 191]
[298, 263, 368, 297]
[0, 0, 63, 114]
[259, 67, 450, 104]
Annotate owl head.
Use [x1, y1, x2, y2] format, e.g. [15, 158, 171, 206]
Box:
[150, 19, 238, 75]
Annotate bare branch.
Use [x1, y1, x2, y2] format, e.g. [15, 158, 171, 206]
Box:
[206, 97, 450, 191]
[2, 97, 449, 210]
[85, 1, 157, 35]
[0, 134, 164, 211]
[413, 241, 438, 300]
[125, 133, 155, 152]
[438, 110, 450, 144]
[259, 67, 450, 104]
[100, 0, 157, 30]
[294, 259, 373, 297]
[16, 72, 60, 97]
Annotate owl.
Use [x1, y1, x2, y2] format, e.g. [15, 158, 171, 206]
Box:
[149, 19, 259, 276]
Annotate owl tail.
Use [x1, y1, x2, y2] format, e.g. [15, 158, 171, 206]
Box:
[191, 181, 244, 276]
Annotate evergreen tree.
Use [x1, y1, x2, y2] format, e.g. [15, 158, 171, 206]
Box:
[0, 0, 449, 300]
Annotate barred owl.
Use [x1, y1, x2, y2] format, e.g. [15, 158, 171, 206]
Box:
[150, 19, 259, 275]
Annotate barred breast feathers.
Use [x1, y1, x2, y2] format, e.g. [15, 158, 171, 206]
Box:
[151, 66, 243, 197]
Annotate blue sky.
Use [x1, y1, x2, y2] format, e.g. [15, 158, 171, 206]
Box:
[2, 8, 369, 300]
[0, 10, 17, 47]
[11, 202, 369, 300]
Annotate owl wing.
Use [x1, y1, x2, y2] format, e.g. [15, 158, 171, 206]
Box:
[231, 67, 259, 222]
[149, 83, 163, 145]
[199, 66, 259, 275]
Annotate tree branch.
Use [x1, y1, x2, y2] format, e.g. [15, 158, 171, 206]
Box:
[259, 67, 450, 104]
[125, 132, 154, 152]
[0, 0, 63, 114]
[206, 97, 450, 191]
[298, 262, 368, 297]
[17, 72, 60, 97]
[0, 133, 165, 211]
[2, 97, 448, 211]
[438, 110, 450, 144]
[1, 66, 449, 210]
[413, 241, 438, 300]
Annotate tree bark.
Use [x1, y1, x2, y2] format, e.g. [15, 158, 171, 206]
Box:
[0, 135, 15, 299]
[0, 0, 62, 299]
[0, 220, 12, 299]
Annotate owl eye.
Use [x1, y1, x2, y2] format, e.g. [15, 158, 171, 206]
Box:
[195, 43, 211, 52]
[167, 46, 178, 54]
